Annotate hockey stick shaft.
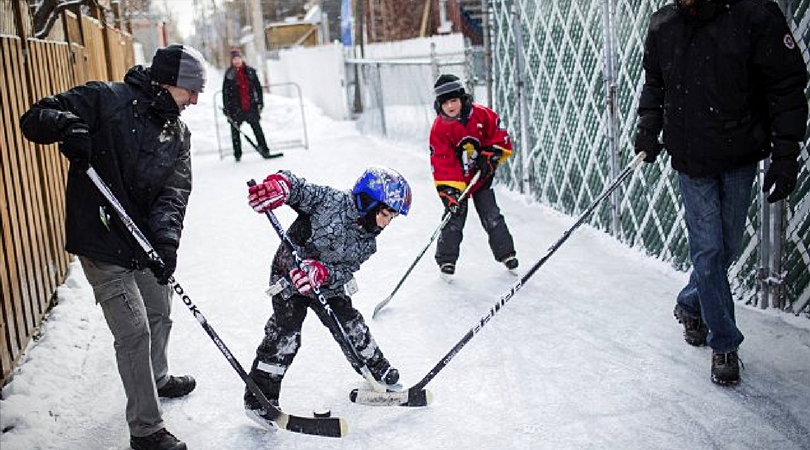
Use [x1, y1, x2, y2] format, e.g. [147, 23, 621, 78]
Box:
[88, 168, 345, 437]
[221, 108, 260, 150]
[410, 152, 645, 391]
[248, 180, 387, 393]
[372, 171, 482, 318]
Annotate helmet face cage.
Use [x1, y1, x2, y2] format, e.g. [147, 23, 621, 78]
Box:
[352, 166, 412, 217]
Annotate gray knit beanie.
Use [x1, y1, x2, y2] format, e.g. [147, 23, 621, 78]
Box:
[150, 44, 207, 92]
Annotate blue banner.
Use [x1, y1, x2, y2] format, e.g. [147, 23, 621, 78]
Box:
[340, 0, 353, 46]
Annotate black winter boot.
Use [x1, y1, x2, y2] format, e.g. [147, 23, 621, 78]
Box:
[244, 366, 282, 430]
[368, 357, 400, 385]
[130, 428, 186, 450]
[711, 351, 741, 386]
[673, 304, 708, 346]
[500, 253, 519, 270]
[157, 375, 196, 398]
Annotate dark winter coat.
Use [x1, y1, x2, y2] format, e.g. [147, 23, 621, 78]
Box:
[637, 0, 808, 177]
[222, 65, 264, 118]
[270, 171, 377, 299]
[20, 66, 192, 269]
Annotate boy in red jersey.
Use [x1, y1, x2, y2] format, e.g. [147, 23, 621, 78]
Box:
[429, 74, 518, 278]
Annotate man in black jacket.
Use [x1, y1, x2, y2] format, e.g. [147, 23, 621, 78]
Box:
[635, 0, 808, 386]
[20, 44, 206, 450]
[222, 49, 272, 161]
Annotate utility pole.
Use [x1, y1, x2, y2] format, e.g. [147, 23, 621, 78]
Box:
[250, 0, 268, 86]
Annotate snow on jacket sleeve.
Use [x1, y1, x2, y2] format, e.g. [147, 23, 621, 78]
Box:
[147, 124, 192, 249]
[20, 82, 107, 143]
[753, 2, 808, 145]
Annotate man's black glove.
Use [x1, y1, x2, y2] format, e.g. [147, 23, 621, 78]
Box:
[475, 147, 502, 178]
[633, 128, 662, 163]
[438, 186, 464, 215]
[60, 121, 92, 170]
[763, 141, 800, 203]
[147, 243, 177, 285]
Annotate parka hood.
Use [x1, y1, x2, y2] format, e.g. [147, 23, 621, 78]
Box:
[124, 64, 181, 123]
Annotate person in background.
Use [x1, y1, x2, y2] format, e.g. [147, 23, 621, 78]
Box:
[222, 49, 273, 161]
[634, 0, 808, 386]
[429, 73, 518, 279]
[20, 44, 206, 450]
[242, 167, 411, 428]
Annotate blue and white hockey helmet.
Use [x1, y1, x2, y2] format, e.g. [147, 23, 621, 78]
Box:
[352, 166, 412, 216]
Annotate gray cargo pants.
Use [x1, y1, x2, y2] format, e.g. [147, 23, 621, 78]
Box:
[79, 257, 173, 437]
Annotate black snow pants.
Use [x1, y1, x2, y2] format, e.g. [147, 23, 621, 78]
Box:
[229, 110, 269, 159]
[435, 179, 515, 266]
[249, 292, 389, 386]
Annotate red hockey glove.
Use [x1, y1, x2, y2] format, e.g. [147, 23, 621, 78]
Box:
[248, 173, 290, 213]
[289, 259, 329, 295]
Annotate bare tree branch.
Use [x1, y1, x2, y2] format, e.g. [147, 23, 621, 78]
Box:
[32, 0, 105, 40]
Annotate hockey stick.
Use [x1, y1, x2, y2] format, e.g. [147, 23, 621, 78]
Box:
[352, 152, 646, 406]
[248, 180, 432, 405]
[372, 171, 482, 318]
[87, 167, 346, 437]
[221, 108, 283, 158]
[248, 180, 398, 396]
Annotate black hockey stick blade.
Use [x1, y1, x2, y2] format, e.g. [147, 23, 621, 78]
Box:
[349, 386, 433, 407]
[281, 414, 348, 437]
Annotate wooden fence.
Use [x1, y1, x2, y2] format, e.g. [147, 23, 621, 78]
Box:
[0, 2, 134, 384]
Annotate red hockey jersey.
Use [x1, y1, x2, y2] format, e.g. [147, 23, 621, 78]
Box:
[429, 102, 513, 194]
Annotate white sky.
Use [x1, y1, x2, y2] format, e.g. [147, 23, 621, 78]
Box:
[1, 66, 810, 450]
[160, 0, 197, 38]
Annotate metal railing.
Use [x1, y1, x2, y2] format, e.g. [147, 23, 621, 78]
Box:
[212, 82, 309, 159]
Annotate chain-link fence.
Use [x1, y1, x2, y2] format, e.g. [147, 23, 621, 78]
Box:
[489, 0, 810, 315]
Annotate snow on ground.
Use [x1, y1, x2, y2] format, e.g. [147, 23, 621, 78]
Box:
[1, 67, 809, 450]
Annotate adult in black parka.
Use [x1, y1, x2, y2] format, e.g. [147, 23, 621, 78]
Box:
[634, 0, 808, 386]
[20, 43, 206, 450]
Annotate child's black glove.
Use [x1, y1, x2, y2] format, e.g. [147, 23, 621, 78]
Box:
[438, 186, 463, 215]
[475, 147, 502, 178]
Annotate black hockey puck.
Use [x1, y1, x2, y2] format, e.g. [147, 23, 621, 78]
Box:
[313, 409, 331, 418]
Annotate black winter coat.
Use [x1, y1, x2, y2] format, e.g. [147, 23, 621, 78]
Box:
[637, 0, 808, 177]
[20, 66, 192, 269]
[222, 65, 264, 117]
